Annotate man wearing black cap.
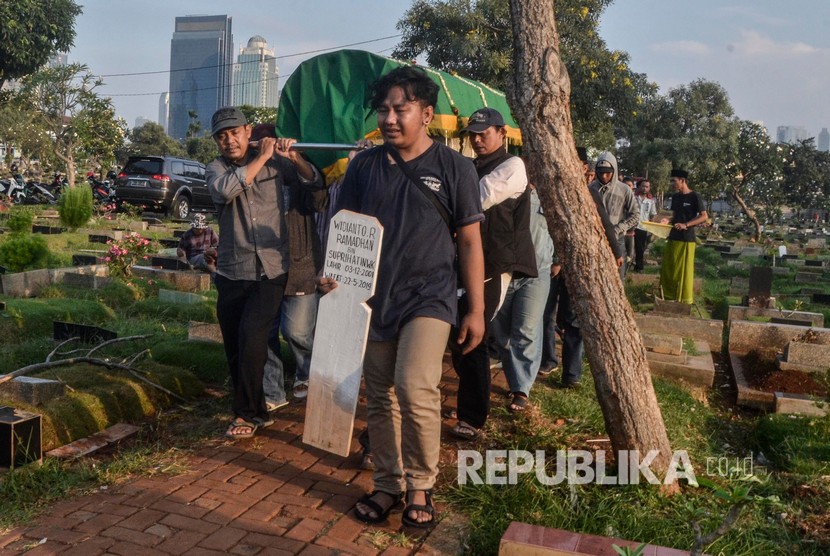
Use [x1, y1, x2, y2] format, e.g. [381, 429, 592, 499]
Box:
[660, 169, 707, 303]
[206, 106, 323, 439]
[450, 107, 537, 438]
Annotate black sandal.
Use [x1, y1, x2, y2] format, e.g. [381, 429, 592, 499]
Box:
[402, 489, 435, 528]
[508, 393, 528, 413]
[353, 490, 404, 524]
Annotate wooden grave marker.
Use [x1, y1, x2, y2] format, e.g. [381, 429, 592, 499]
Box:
[303, 210, 383, 456]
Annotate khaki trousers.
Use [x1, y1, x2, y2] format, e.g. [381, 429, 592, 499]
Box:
[363, 317, 451, 493]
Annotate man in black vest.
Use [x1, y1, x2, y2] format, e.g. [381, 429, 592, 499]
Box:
[450, 108, 537, 439]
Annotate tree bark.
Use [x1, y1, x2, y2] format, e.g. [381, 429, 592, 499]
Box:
[508, 0, 677, 486]
[730, 184, 762, 242]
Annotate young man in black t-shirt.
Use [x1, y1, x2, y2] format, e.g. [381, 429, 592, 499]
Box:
[322, 66, 485, 528]
[659, 169, 708, 303]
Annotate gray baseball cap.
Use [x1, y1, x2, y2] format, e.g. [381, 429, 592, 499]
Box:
[211, 106, 248, 136]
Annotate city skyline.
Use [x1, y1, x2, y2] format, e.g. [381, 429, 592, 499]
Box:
[66, 1, 829, 141]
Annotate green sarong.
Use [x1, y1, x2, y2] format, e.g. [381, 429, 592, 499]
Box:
[660, 240, 696, 304]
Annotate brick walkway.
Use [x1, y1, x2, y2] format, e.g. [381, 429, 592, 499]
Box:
[0, 358, 496, 555]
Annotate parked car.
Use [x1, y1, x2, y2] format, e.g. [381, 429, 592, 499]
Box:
[114, 156, 214, 219]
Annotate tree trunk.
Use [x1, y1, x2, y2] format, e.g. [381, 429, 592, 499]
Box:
[730, 184, 761, 242]
[508, 0, 677, 486]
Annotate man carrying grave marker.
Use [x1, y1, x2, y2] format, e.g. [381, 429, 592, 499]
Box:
[206, 106, 323, 440]
[322, 66, 485, 528]
[660, 169, 708, 304]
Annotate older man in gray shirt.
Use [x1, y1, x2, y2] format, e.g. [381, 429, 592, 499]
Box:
[207, 106, 323, 439]
[590, 151, 639, 278]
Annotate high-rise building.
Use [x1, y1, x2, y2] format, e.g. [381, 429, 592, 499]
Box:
[776, 125, 808, 145]
[232, 36, 279, 108]
[158, 92, 169, 134]
[818, 128, 830, 152]
[167, 15, 233, 140]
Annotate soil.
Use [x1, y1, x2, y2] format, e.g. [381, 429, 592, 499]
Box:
[740, 350, 828, 397]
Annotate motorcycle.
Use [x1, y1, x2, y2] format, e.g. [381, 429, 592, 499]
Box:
[88, 176, 115, 203]
[23, 180, 58, 204]
[0, 175, 26, 204]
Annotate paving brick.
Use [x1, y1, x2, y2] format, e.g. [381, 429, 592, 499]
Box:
[158, 513, 218, 535]
[285, 517, 328, 543]
[325, 515, 366, 543]
[237, 500, 282, 523]
[117, 508, 167, 532]
[240, 532, 305, 553]
[205, 464, 245, 483]
[310, 480, 362, 497]
[61, 536, 116, 556]
[23, 525, 90, 546]
[47, 497, 94, 518]
[277, 479, 315, 497]
[100, 525, 164, 547]
[197, 526, 247, 551]
[145, 524, 174, 538]
[256, 548, 297, 556]
[74, 512, 125, 534]
[229, 542, 262, 556]
[228, 518, 289, 538]
[82, 499, 139, 517]
[150, 498, 212, 519]
[315, 536, 379, 556]
[202, 502, 251, 525]
[297, 544, 340, 556]
[322, 493, 359, 514]
[107, 540, 168, 556]
[279, 504, 337, 523]
[169, 485, 210, 504]
[266, 491, 324, 508]
[0, 527, 25, 549]
[181, 547, 230, 556]
[155, 529, 207, 553]
[191, 478, 250, 494]
[15, 540, 70, 555]
[379, 547, 413, 556]
[192, 496, 223, 511]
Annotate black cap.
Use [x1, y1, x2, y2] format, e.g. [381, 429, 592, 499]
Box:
[211, 106, 248, 136]
[670, 168, 689, 179]
[595, 159, 614, 173]
[461, 107, 505, 134]
[576, 147, 588, 163]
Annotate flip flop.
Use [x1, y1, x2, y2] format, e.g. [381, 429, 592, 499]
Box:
[225, 418, 257, 439]
[508, 393, 528, 413]
[266, 399, 289, 412]
[450, 421, 479, 440]
[353, 490, 404, 524]
[402, 490, 435, 528]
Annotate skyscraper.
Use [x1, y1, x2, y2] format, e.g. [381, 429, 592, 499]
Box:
[158, 92, 169, 134]
[776, 125, 808, 145]
[232, 36, 279, 108]
[168, 15, 233, 140]
[818, 128, 830, 152]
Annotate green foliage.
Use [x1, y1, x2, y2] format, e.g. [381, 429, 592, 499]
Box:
[185, 135, 218, 165]
[0, 233, 49, 272]
[781, 139, 830, 214]
[121, 122, 185, 161]
[0, 298, 115, 348]
[753, 414, 830, 475]
[6, 209, 34, 233]
[57, 183, 93, 230]
[151, 339, 228, 384]
[238, 104, 278, 126]
[392, 0, 654, 148]
[0, 0, 82, 87]
[125, 297, 217, 324]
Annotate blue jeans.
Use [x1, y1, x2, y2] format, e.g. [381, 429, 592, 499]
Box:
[541, 274, 560, 368]
[491, 273, 551, 396]
[263, 293, 319, 402]
[556, 280, 584, 385]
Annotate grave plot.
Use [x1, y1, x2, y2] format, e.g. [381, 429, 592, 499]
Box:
[726, 265, 825, 327]
[728, 320, 830, 416]
[639, 332, 715, 387]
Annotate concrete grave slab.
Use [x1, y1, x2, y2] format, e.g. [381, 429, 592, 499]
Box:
[641, 332, 684, 355]
[131, 266, 211, 292]
[780, 341, 830, 372]
[774, 393, 828, 417]
[158, 288, 206, 305]
[187, 321, 223, 344]
[728, 320, 830, 354]
[646, 340, 715, 387]
[727, 306, 824, 327]
[635, 314, 724, 352]
[0, 377, 66, 406]
[653, 298, 693, 316]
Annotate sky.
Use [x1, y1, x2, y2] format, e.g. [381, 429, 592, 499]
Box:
[67, 0, 830, 140]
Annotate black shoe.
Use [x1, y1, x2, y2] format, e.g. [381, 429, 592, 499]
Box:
[560, 380, 581, 389]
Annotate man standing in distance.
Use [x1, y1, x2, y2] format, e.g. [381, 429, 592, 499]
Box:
[207, 107, 322, 439]
[633, 179, 658, 272]
[660, 169, 707, 303]
[326, 67, 485, 528]
[590, 152, 638, 279]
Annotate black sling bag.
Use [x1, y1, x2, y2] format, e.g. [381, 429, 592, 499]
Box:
[385, 144, 453, 232]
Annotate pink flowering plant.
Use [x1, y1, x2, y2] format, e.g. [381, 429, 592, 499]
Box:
[104, 232, 156, 279]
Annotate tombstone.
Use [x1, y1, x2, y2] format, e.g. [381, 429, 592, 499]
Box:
[53, 322, 117, 343]
[304, 210, 383, 457]
[0, 407, 42, 468]
[72, 254, 99, 266]
[804, 259, 826, 268]
[158, 238, 180, 249]
[812, 293, 830, 306]
[746, 267, 773, 308]
[771, 317, 815, 327]
[151, 256, 189, 271]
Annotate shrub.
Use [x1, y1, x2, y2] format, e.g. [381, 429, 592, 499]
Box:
[58, 185, 93, 230]
[0, 234, 50, 272]
[104, 233, 155, 278]
[6, 209, 34, 234]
